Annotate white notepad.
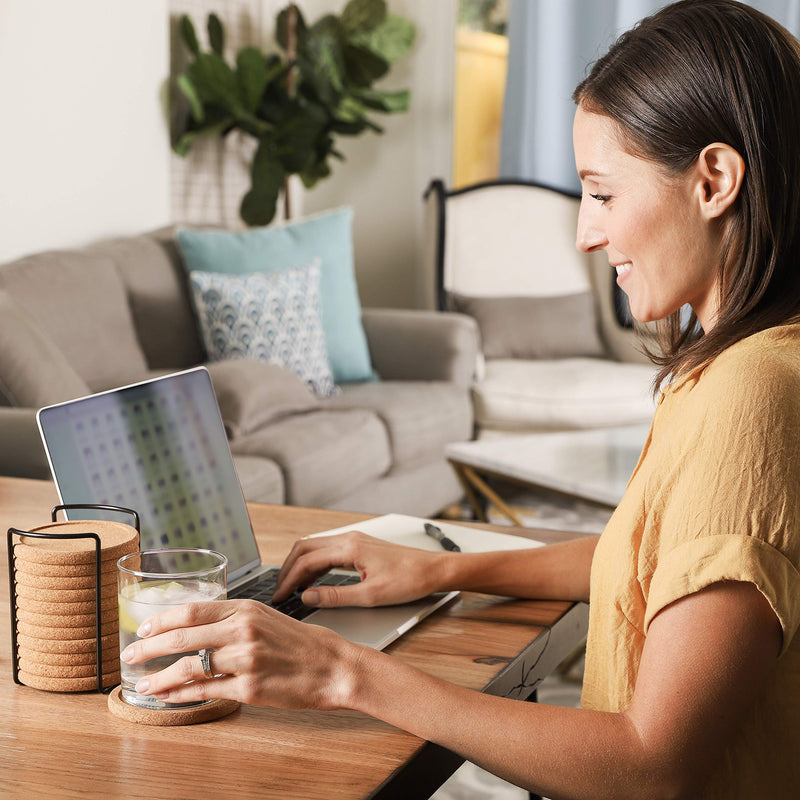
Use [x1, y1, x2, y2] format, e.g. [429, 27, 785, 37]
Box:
[311, 513, 545, 552]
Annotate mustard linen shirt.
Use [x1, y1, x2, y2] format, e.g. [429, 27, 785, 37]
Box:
[582, 324, 800, 798]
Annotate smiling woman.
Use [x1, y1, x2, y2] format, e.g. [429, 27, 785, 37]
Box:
[122, 4, 800, 798]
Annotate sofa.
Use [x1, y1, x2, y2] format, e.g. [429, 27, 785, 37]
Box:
[0, 224, 479, 517]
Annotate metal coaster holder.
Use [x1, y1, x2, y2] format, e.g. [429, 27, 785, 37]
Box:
[7, 504, 140, 693]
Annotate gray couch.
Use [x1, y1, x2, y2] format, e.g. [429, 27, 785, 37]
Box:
[0, 227, 479, 516]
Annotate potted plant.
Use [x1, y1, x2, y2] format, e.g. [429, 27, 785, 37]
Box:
[173, 0, 416, 226]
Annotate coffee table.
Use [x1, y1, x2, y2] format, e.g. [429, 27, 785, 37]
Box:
[446, 424, 650, 526]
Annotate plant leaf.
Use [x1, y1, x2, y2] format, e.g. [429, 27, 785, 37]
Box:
[351, 14, 415, 63]
[241, 138, 284, 226]
[301, 16, 347, 104]
[179, 15, 200, 56]
[208, 13, 225, 56]
[343, 44, 389, 87]
[236, 47, 272, 112]
[176, 74, 205, 122]
[188, 53, 242, 114]
[340, 0, 386, 35]
[276, 4, 308, 51]
[351, 86, 410, 113]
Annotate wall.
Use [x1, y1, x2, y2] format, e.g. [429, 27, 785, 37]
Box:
[0, 0, 455, 312]
[0, 1, 171, 263]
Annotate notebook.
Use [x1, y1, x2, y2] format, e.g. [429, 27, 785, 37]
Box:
[36, 367, 467, 650]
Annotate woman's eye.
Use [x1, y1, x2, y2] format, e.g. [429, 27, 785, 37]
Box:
[589, 193, 612, 205]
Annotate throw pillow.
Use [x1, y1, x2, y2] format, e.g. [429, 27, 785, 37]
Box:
[0, 290, 90, 407]
[204, 360, 320, 439]
[450, 292, 606, 360]
[177, 208, 374, 384]
[189, 262, 337, 398]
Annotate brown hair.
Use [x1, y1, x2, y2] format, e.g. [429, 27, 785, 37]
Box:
[574, 0, 800, 387]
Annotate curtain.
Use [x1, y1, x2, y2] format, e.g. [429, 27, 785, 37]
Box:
[500, 0, 800, 193]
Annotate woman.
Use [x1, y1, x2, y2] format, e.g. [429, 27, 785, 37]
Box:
[123, 2, 800, 797]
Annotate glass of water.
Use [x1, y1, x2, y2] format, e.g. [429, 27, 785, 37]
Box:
[117, 548, 227, 709]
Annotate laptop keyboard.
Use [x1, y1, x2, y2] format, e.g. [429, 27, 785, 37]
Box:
[228, 568, 361, 622]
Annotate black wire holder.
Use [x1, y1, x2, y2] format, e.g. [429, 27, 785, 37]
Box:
[7, 503, 140, 694]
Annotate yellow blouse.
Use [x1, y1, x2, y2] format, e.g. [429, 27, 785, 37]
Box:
[582, 324, 800, 799]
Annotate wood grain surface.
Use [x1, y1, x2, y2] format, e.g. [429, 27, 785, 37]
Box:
[0, 477, 586, 799]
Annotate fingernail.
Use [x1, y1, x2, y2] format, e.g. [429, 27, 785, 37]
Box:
[137, 621, 151, 637]
[135, 679, 150, 693]
[155, 692, 170, 700]
[304, 589, 320, 606]
[121, 646, 134, 662]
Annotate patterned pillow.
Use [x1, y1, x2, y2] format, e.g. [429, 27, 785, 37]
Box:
[189, 261, 337, 398]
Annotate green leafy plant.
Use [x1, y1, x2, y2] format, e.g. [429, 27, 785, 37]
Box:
[173, 0, 416, 226]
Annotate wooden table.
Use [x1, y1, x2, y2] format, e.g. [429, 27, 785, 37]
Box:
[0, 477, 588, 800]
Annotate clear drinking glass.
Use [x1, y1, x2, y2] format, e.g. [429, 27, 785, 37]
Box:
[117, 548, 227, 709]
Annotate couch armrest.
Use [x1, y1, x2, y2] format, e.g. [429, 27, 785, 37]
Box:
[361, 308, 479, 389]
[0, 407, 51, 479]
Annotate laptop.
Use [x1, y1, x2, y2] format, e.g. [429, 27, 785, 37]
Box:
[36, 367, 457, 650]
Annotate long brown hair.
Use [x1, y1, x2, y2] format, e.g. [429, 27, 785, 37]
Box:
[574, 0, 800, 387]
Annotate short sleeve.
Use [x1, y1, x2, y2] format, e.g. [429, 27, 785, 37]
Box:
[641, 337, 800, 656]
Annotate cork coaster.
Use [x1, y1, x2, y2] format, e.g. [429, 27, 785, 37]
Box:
[18, 653, 120, 679]
[16, 605, 118, 629]
[107, 686, 240, 726]
[15, 592, 118, 615]
[17, 619, 119, 640]
[17, 632, 119, 654]
[17, 642, 118, 667]
[18, 669, 120, 693]
[15, 580, 118, 602]
[14, 568, 117, 590]
[14, 520, 138, 566]
[13, 558, 118, 579]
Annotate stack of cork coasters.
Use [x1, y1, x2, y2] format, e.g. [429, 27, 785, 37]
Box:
[10, 519, 139, 693]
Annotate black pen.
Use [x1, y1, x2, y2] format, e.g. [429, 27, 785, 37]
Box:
[424, 523, 461, 552]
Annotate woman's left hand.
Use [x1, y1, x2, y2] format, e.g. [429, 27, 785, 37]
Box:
[120, 599, 364, 709]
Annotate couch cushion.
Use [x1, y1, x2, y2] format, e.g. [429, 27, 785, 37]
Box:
[232, 454, 285, 504]
[474, 357, 657, 432]
[88, 229, 205, 369]
[0, 290, 90, 407]
[230, 409, 390, 508]
[190, 263, 336, 397]
[450, 291, 606, 360]
[205, 360, 320, 439]
[176, 208, 374, 384]
[0, 250, 149, 391]
[325, 381, 473, 469]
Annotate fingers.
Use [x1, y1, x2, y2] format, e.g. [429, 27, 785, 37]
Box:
[134, 599, 238, 639]
[301, 579, 375, 608]
[274, 532, 364, 602]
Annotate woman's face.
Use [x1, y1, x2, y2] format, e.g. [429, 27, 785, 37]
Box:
[573, 106, 721, 330]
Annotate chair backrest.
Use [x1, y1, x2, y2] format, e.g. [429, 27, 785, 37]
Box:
[424, 179, 592, 310]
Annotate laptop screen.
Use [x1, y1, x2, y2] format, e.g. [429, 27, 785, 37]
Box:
[37, 368, 261, 578]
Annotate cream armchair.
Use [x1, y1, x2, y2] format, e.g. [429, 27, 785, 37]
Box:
[423, 178, 657, 437]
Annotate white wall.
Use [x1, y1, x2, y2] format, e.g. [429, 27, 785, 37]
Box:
[0, 1, 171, 263]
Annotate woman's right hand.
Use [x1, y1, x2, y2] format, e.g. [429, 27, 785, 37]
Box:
[272, 531, 447, 608]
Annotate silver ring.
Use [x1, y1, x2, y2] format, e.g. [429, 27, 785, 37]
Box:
[198, 648, 215, 679]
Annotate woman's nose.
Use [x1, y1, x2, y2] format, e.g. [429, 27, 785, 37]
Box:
[576, 205, 607, 253]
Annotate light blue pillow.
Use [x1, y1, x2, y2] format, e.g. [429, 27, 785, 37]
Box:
[189, 262, 337, 398]
[177, 208, 373, 384]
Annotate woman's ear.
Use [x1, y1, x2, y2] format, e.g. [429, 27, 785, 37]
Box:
[696, 143, 745, 219]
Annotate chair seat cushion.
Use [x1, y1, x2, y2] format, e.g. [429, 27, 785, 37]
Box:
[474, 357, 657, 432]
[324, 381, 473, 469]
[230, 409, 390, 508]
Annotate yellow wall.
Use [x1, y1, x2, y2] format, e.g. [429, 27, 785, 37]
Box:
[453, 28, 509, 188]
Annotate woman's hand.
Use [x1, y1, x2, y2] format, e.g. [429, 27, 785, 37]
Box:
[272, 531, 448, 607]
[120, 599, 366, 709]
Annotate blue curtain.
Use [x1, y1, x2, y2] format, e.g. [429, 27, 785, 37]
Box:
[500, 0, 800, 193]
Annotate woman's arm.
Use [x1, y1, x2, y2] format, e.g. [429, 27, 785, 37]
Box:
[125, 579, 780, 800]
[273, 531, 599, 606]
